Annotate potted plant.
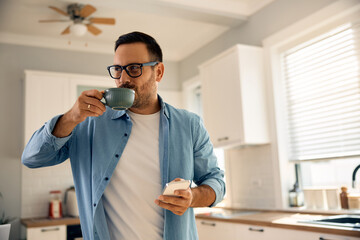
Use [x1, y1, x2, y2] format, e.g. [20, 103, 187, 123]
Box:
[0, 192, 14, 240]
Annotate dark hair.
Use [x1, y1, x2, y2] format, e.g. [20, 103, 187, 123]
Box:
[114, 31, 163, 62]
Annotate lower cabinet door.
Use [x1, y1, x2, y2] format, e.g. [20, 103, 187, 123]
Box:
[27, 225, 66, 240]
[196, 219, 238, 240]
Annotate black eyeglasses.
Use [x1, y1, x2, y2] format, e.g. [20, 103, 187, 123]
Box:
[107, 61, 159, 79]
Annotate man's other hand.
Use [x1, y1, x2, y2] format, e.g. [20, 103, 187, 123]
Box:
[155, 178, 193, 216]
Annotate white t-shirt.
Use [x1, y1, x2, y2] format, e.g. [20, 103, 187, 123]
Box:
[103, 110, 163, 240]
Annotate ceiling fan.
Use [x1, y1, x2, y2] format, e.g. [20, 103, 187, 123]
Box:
[39, 4, 116, 36]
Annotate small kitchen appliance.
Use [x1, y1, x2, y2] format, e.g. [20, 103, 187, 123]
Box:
[64, 186, 79, 217]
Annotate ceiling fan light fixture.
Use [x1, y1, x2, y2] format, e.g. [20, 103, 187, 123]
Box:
[71, 23, 87, 36]
[41, 4, 116, 36]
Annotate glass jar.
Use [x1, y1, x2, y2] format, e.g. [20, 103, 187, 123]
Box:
[289, 183, 304, 207]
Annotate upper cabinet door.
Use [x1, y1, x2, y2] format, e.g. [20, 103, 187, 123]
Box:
[24, 71, 71, 145]
[199, 44, 269, 148]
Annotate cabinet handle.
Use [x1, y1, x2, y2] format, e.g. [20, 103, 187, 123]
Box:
[319, 238, 337, 240]
[41, 227, 60, 232]
[248, 227, 264, 232]
[201, 221, 216, 227]
[217, 137, 229, 142]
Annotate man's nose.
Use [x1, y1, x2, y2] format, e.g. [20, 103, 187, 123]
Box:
[118, 70, 131, 84]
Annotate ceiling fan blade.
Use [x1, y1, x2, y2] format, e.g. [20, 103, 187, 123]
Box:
[48, 6, 68, 16]
[39, 20, 71, 23]
[61, 26, 71, 35]
[80, 4, 96, 18]
[86, 24, 101, 36]
[89, 18, 115, 25]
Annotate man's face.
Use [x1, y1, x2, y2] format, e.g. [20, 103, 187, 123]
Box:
[113, 42, 163, 110]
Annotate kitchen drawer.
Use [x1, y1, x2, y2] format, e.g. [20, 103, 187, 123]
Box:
[27, 225, 66, 240]
[196, 219, 238, 240]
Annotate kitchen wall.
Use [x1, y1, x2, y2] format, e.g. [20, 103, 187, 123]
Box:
[0, 43, 179, 239]
[225, 145, 275, 209]
[179, 0, 337, 209]
[179, 0, 337, 81]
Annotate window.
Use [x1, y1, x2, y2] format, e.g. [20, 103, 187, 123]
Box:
[282, 21, 360, 161]
[193, 85, 203, 118]
[77, 85, 108, 97]
[281, 20, 360, 187]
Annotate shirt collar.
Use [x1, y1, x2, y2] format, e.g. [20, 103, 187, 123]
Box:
[110, 94, 169, 120]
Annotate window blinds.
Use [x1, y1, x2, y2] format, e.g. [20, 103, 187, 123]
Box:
[282, 21, 360, 161]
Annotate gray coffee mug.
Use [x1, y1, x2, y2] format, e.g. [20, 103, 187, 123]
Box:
[103, 88, 135, 110]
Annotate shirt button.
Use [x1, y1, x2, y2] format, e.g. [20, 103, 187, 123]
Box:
[93, 203, 96, 207]
[124, 133, 128, 137]
[115, 154, 119, 158]
[105, 177, 109, 181]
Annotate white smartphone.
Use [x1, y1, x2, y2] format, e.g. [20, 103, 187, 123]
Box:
[162, 180, 191, 196]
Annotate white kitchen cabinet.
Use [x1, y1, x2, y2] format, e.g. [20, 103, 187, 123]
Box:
[196, 218, 359, 240]
[24, 71, 114, 145]
[27, 225, 66, 240]
[199, 44, 269, 148]
[24, 71, 71, 145]
[196, 219, 238, 240]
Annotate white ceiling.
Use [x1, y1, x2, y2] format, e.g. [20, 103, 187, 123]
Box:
[0, 0, 275, 61]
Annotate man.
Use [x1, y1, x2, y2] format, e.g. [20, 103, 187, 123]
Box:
[22, 31, 225, 240]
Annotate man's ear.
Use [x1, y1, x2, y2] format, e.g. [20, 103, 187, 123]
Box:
[155, 62, 164, 83]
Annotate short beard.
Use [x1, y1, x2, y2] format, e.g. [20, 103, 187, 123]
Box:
[120, 71, 157, 109]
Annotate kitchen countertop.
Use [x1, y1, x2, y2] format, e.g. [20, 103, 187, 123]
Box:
[21, 216, 80, 228]
[195, 208, 360, 237]
[21, 209, 360, 237]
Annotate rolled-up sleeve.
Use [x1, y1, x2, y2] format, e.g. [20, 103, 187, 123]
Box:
[22, 114, 73, 168]
[193, 116, 225, 207]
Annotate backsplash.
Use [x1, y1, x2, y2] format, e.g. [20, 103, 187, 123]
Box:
[21, 144, 277, 217]
[21, 161, 74, 218]
[225, 144, 276, 209]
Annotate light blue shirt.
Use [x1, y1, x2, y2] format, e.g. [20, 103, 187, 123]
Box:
[22, 96, 225, 240]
